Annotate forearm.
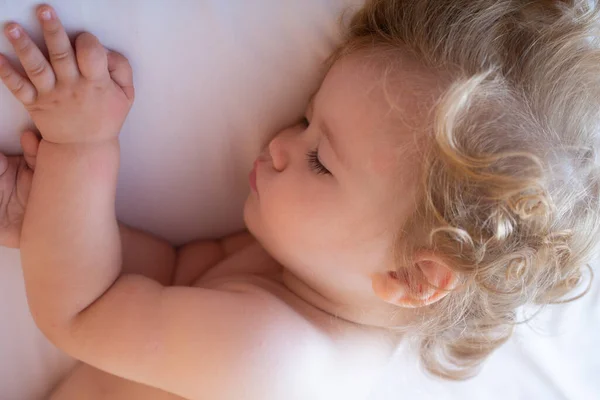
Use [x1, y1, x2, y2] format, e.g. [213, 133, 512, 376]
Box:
[20, 139, 121, 332]
[119, 222, 176, 286]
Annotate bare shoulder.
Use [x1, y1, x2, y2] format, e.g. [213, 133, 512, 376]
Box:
[207, 287, 339, 399]
[204, 281, 397, 400]
[166, 232, 396, 400]
[71, 233, 392, 399]
[162, 281, 359, 400]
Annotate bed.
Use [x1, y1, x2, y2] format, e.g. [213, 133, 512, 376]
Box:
[1, 1, 598, 399]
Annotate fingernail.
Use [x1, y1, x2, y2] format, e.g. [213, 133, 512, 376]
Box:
[40, 9, 52, 21]
[7, 26, 21, 40]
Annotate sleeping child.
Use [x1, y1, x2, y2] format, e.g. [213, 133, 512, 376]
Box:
[1, 1, 599, 398]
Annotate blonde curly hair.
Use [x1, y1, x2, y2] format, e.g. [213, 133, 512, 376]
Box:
[332, 0, 600, 380]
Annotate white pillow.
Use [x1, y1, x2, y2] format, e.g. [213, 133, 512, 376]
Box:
[0, 0, 361, 244]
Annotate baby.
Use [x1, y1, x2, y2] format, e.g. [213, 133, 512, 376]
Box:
[1, 1, 600, 399]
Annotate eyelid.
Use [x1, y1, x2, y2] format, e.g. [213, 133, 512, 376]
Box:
[302, 105, 336, 176]
[306, 149, 331, 175]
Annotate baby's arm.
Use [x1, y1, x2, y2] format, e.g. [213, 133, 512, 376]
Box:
[0, 15, 132, 339]
[0, 8, 258, 323]
[1, 133, 247, 286]
[122, 227, 255, 286]
[1, 8, 311, 399]
[1, 134, 252, 289]
[118, 223, 176, 286]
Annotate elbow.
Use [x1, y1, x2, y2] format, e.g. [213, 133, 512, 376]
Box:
[29, 308, 75, 351]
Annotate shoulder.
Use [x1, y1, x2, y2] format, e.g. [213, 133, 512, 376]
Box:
[204, 284, 391, 400]
[182, 285, 339, 399]
[230, 294, 375, 400]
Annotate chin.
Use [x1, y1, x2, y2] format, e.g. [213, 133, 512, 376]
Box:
[243, 203, 286, 262]
[243, 196, 261, 240]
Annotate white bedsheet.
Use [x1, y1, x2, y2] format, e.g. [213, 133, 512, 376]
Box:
[0, 1, 598, 399]
[374, 267, 600, 400]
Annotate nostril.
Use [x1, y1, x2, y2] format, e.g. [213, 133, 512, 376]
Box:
[257, 153, 271, 163]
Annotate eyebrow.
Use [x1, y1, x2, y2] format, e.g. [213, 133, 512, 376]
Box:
[308, 94, 346, 168]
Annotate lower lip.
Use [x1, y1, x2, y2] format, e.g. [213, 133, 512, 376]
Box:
[249, 161, 258, 192]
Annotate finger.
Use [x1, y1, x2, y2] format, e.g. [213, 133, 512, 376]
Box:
[37, 5, 79, 81]
[107, 50, 134, 100]
[20, 130, 41, 170]
[3, 23, 56, 92]
[75, 32, 108, 80]
[0, 54, 37, 104]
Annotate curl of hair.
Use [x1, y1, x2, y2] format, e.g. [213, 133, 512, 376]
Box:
[335, 0, 600, 380]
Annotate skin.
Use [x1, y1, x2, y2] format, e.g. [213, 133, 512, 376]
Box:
[244, 48, 455, 321]
[0, 5, 456, 399]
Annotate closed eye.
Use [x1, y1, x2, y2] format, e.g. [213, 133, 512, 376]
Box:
[306, 149, 331, 175]
[302, 115, 332, 175]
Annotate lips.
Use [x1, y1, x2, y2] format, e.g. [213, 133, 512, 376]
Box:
[250, 153, 272, 193]
[249, 160, 258, 192]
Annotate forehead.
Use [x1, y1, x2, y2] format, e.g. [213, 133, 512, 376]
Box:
[315, 49, 441, 176]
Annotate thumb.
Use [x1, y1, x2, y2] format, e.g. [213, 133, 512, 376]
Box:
[107, 50, 135, 101]
[75, 32, 109, 80]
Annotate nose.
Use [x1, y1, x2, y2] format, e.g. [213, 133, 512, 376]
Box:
[268, 131, 292, 171]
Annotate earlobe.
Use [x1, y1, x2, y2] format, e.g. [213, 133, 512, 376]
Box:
[371, 271, 408, 304]
[371, 252, 457, 308]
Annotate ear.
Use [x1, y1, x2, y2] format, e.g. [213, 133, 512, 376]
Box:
[371, 251, 457, 308]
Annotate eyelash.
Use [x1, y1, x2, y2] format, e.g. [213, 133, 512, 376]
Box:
[306, 150, 331, 175]
[302, 116, 331, 175]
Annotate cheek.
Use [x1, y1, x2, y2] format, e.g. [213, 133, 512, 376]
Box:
[257, 173, 348, 247]
[264, 174, 330, 225]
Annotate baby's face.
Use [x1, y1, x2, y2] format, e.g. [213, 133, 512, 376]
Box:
[244, 49, 439, 298]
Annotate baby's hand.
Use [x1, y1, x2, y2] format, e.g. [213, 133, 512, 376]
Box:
[0, 5, 134, 145]
[0, 131, 40, 249]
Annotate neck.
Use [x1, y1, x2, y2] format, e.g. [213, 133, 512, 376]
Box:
[281, 268, 411, 329]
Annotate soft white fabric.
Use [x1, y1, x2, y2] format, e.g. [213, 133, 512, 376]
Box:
[374, 270, 600, 400]
[0, 1, 598, 399]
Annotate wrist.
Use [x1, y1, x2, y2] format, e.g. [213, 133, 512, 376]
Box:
[40, 133, 122, 147]
[39, 137, 119, 150]
[39, 138, 119, 157]
[37, 138, 120, 180]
